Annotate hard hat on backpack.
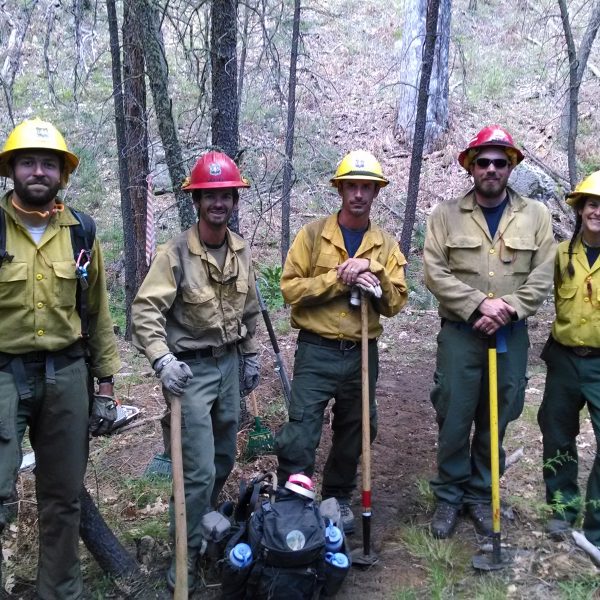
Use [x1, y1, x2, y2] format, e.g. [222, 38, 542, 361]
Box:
[458, 125, 524, 171]
[330, 150, 389, 188]
[0, 118, 79, 184]
[566, 170, 600, 206]
[181, 151, 250, 191]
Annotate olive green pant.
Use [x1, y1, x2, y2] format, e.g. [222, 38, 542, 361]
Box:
[275, 339, 378, 500]
[0, 358, 89, 600]
[430, 322, 528, 506]
[162, 349, 240, 550]
[538, 338, 600, 544]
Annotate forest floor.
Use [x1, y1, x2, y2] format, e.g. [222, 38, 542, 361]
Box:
[5, 300, 600, 599]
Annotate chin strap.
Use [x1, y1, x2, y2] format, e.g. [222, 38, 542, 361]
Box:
[11, 198, 64, 219]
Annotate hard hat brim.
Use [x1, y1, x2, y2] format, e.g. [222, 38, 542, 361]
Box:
[330, 174, 389, 188]
[0, 148, 79, 179]
[182, 179, 250, 191]
[565, 191, 600, 207]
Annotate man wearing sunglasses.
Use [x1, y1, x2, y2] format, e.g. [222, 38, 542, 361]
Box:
[423, 125, 555, 539]
[131, 151, 259, 592]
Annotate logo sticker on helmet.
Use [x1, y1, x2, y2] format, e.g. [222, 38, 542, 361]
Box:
[355, 159, 365, 168]
[209, 163, 222, 177]
[35, 127, 50, 139]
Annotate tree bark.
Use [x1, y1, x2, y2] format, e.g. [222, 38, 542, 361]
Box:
[280, 0, 301, 265]
[132, 0, 195, 230]
[558, 0, 600, 177]
[395, 0, 451, 153]
[123, 0, 150, 297]
[400, 0, 441, 257]
[211, 0, 240, 232]
[79, 487, 139, 577]
[107, 0, 136, 340]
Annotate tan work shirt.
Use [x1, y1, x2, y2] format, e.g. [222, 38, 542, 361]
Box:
[552, 238, 600, 348]
[0, 194, 121, 378]
[281, 213, 408, 341]
[423, 188, 555, 322]
[131, 225, 259, 365]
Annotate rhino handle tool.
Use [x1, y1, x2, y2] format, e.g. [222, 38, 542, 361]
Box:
[256, 280, 292, 407]
[472, 334, 513, 571]
[166, 390, 188, 597]
[351, 291, 378, 566]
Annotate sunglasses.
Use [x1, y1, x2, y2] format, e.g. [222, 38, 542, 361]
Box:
[474, 158, 509, 169]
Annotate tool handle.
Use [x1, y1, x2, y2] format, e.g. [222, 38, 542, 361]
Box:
[488, 334, 501, 538]
[360, 295, 371, 505]
[168, 391, 188, 599]
[250, 390, 259, 418]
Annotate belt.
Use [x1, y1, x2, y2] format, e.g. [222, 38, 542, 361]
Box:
[441, 318, 528, 331]
[175, 343, 237, 361]
[297, 330, 375, 352]
[0, 341, 86, 369]
[556, 341, 600, 358]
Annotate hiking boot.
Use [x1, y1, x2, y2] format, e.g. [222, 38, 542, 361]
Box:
[546, 517, 572, 540]
[467, 504, 493, 537]
[166, 549, 198, 593]
[338, 501, 355, 535]
[430, 502, 459, 539]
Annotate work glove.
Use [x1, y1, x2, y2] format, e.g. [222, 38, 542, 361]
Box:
[89, 394, 118, 437]
[154, 353, 194, 396]
[356, 281, 383, 299]
[239, 353, 260, 397]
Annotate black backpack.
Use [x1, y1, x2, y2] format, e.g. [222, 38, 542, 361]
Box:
[221, 474, 350, 600]
[0, 205, 96, 337]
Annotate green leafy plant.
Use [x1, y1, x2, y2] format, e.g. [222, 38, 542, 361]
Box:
[257, 264, 284, 310]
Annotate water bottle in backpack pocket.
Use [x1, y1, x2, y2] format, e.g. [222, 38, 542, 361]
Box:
[322, 551, 350, 597]
[221, 524, 254, 600]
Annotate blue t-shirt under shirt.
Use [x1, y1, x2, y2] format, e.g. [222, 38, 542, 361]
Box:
[340, 224, 367, 258]
[479, 196, 509, 239]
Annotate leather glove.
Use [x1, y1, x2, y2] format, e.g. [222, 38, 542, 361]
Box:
[89, 394, 118, 437]
[239, 353, 260, 397]
[356, 281, 382, 298]
[154, 353, 193, 396]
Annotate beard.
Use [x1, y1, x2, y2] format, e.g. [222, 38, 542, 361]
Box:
[12, 177, 61, 207]
[474, 175, 507, 199]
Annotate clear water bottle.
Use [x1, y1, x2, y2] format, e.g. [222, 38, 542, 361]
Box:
[229, 542, 253, 568]
[325, 552, 349, 569]
[325, 523, 343, 552]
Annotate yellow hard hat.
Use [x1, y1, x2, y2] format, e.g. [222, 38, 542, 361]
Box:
[330, 150, 389, 188]
[566, 170, 600, 206]
[0, 118, 79, 183]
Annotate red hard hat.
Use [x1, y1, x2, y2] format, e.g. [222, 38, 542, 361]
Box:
[458, 125, 524, 171]
[182, 151, 250, 191]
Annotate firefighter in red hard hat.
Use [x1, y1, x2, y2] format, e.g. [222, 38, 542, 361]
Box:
[423, 125, 555, 539]
[131, 151, 259, 592]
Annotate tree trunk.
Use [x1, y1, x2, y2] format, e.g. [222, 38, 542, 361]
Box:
[123, 0, 150, 297]
[211, 0, 240, 232]
[399, 0, 441, 257]
[395, 0, 451, 153]
[557, 0, 600, 170]
[107, 0, 136, 340]
[133, 0, 195, 230]
[79, 487, 139, 577]
[280, 0, 301, 265]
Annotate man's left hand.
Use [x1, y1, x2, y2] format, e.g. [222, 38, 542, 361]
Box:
[89, 393, 118, 436]
[240, 353, 260, 396]
[337, 258, 370, 285]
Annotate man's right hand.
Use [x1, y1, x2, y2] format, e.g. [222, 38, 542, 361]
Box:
[154, 353, 193, 395]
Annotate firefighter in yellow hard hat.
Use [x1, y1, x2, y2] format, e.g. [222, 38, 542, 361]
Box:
[423, 125, 555, 540]
[0, 118, 120, 597]
[538, 171, 600, 544]
[275, 149, 408, 534]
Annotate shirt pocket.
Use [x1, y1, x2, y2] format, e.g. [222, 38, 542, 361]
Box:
[446, 236, 481, 274]
[501, 237, 538, 274]
[52, 261, 78, 307]
[0, 262, 27, 307]
[180, 286, 219, 331]
[555, 285, 577, 320]
[314, 252, 339, 276]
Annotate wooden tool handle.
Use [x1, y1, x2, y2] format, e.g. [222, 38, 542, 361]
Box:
[169, 391, 188, 599]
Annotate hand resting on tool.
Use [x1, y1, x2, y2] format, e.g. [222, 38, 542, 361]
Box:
[154, 353, 194, 395]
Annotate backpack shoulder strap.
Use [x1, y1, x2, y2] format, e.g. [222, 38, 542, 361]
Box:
[68, 207, 97, 340]
[0, 208, 14, 269]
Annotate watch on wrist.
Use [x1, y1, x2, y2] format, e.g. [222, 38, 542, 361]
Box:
[97, 375, 115, 385]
